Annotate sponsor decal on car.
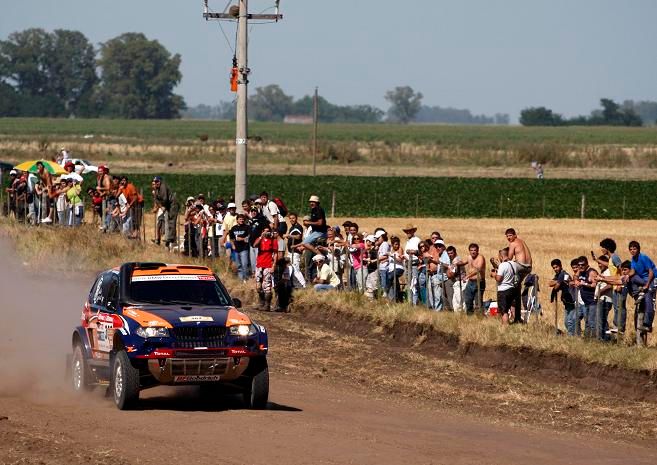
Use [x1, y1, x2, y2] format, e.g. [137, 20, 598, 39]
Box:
[131, 275, 216, 282]
[179, 316, 214, 322]
[174, 375, 221, 383]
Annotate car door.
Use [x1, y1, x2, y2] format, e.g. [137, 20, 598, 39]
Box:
[86, 271, 119, 362]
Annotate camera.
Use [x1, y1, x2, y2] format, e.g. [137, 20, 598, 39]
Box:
[263, 232, 271, 238]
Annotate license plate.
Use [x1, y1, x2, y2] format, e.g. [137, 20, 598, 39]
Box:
[173, 375, 221, 383]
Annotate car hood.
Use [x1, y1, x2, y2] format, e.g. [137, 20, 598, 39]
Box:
[121, 305, 251, 328]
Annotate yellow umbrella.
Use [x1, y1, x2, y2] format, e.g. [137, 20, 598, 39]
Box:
[14, 159, 66, 176]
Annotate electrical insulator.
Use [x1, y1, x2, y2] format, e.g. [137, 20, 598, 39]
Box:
[230, 67, 238, 92]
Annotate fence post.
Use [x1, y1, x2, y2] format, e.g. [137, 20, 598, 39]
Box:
[498, 194, 503, 218]
[580, 194, 586, 219]
[331, 191, 336, 219]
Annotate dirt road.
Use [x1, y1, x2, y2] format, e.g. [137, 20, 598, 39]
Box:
[1, 237, 655, 465]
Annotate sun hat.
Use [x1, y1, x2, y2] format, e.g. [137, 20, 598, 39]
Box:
[312, 254, 326, 262]
[308, 195, 320, 203]
[402, 223, 418, 232]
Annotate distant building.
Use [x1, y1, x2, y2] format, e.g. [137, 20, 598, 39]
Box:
[284, 115, 313, 125]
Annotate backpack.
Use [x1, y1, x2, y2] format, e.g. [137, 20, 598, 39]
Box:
[273, 197, 288, 217]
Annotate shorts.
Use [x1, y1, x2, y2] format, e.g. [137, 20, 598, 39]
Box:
[497, 288, 515, 315]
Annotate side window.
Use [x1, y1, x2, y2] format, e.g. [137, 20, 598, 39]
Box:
[89, 274, 105, 307]
[107, 275, 120, 312]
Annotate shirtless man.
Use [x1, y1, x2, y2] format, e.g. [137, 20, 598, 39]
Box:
[505, 228, 532, 282]
[456, 243, 486, 314]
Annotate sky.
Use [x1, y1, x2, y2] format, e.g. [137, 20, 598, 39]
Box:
[2, 0, 656, 120]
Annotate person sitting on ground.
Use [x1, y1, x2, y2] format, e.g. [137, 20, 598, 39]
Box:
[312, 254, 341, 292]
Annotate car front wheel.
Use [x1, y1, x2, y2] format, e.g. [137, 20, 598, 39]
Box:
[112, 350, 140, 410]
[243, 359, 269, 409]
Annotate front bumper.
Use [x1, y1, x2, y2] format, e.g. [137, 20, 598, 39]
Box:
[146, 355, 250, 384]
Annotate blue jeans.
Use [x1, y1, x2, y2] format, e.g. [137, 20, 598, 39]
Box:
[379, 269, 390, 299]
[387, 268, 405, 302]
[303, 231, 327, 245]
[643, 288, 655, 328]
[597, 300, 612, 340]
[428, 275, 445, 311]
[314, 283, 336, 292]
[464, 280, 485, 314]
[236, 249, 250, 281]
[612, 289, 627, 332]
[564, 304, 576, 336]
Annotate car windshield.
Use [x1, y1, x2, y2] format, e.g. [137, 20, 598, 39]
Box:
[129, 275, 232, 306]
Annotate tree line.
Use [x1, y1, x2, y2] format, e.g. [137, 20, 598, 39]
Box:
[0, 28, 185, 118]
[184, 85, 510, 125]
[520, 99, 647, 127]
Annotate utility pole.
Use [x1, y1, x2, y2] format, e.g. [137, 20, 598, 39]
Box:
[312, 87, 319, 177]
[203, 1, 283, 206]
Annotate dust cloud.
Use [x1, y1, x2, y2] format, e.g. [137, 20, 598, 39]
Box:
[0, 234, 94, 401]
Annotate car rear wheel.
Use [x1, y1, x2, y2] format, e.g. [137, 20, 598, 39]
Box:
[71, 345, 94, 394]
[112, 350, 140, 410]
[243, 359, 269, 409]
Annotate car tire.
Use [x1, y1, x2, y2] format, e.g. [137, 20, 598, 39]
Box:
[71, 344, 94, 394]
[112, 350, 140, 410]
[243, 359, 269, 409]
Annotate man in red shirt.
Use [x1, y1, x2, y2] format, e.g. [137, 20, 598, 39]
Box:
[253, 226, 277, 311]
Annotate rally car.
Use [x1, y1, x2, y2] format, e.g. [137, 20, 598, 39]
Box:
[67, 262, 269, 410]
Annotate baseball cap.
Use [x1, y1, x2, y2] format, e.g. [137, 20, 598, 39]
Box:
[152, 175, 162, 182]
[312, 254, 326, 262]
[374, 230, 386, 239]
[9, 169, 17, 175]
[186, 196, 195, 203]
[365, 234, 376, 243]
[434, 239, 445, 247]
[227, 202, 236, 209]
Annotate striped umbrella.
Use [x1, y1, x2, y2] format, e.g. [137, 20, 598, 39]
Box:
[14, 159, 66, 176]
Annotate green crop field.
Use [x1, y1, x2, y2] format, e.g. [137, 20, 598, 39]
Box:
[1, 117, 657, 148]
[117, 173, 657, 220]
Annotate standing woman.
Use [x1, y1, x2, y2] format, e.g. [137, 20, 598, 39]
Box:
[66, 178, 84, 226]
[349, 233, 366, 293]
[388, 236, 407, 302]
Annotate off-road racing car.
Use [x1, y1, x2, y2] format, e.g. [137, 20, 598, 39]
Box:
[67, 262, 269, 410]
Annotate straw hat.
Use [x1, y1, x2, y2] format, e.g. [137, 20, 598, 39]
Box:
[402, 223, 418, 232]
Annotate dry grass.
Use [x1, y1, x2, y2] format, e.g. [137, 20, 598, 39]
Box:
[3, 216, 657, 371]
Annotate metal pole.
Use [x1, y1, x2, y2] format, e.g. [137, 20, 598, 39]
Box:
[234, 0, 249, 207]
[312, 86, 318, 177]
[580, 194, 586, 219]
[331, 191, 336, 219]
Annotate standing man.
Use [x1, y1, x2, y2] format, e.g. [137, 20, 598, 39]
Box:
[426, 239, 450, 310]
[229, 214, 252, 282]
[286, 212, 306, 288]
[505, 228, 533, 283]
[151, 176, 179, 248]
[492, 248, 519, 324]
[628, 241, 656, 332]
[574, 257, 599, 337]
[260, 191, 287, 235]
[548, 259, 576, 335]
[461, 243, 486, 314]
[447, 246, 466, 312]
[253, 226, 277, 311]
[598, 238, 626, 334]
[403, 223, 421, 305]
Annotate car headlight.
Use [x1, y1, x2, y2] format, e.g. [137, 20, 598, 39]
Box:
[229, 324, 256, 337]
[135, 327, 170, 338]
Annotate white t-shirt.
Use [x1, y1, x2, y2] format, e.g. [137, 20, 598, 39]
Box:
[377, 241, 391, 271]
[319, 263, 341, 287]
[595, 268, 613, 302]
[497, 261, 518, 292]
[263, 200, 283, 224]
[404, 236, 421, 254]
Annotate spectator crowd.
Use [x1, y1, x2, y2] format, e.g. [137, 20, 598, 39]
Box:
[5, 169, 655, 347]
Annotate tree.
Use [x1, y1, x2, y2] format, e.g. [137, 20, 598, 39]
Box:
[385, 86, 423, 124]
[97, 33, 185, 119]
[48, 30, 98, 116]
[519, 107, 564, 126]
[250, 84, 293, 121]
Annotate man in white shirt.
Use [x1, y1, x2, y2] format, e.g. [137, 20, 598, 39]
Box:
[492, 247, 519, 324]
[312, 254, 340, 291]
[260, 191, 286, 234]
